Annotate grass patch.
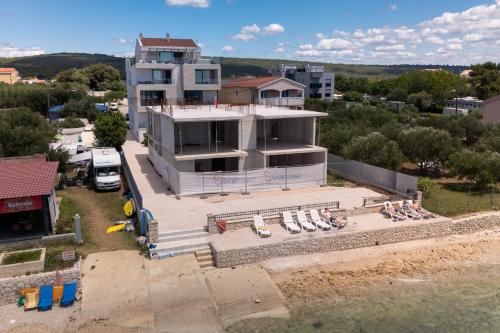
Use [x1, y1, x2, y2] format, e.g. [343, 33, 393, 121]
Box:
[2, 249, 42, 265]
[44, 248, 80, 272]
[327, 174, 345, 187]
[422, 182, 500, 217]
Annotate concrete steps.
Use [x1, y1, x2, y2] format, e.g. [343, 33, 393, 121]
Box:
[150, 226, 210, 259]
[195, 248, 215, 269]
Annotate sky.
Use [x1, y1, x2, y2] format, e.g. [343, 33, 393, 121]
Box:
[1, 0, 500, 65]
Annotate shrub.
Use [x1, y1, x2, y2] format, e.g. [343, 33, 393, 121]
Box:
[417, 177, 437, 197]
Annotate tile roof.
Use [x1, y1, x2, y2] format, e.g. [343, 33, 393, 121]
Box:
[0, 157, 59, 200]
[0, 68, 17, 73]
[222, 76, 282, 88]
[140, 38, 198, 48]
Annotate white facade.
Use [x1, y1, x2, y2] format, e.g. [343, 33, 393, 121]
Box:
[126, 34, 221, 142]
[146, 104, 328, 196]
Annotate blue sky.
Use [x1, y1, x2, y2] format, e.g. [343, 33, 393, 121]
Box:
[1, 0, 500, 64]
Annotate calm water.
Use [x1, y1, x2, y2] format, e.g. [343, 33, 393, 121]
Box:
[228, 265, 500, 333]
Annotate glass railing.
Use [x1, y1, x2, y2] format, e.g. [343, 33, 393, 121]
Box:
[133, 57, 219, 65]
[136, 79, 175, 85]
[195, 79, 218, 85]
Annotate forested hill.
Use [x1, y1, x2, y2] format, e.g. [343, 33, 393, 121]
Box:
[0, 52, 469, 79]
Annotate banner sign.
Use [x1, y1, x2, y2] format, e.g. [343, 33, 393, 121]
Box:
[0, 196, 43, 214]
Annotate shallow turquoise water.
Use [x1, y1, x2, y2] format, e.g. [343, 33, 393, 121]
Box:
[228, 265, 500, 333]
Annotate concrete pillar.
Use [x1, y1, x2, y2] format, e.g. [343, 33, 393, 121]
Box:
[74, 214, 83, 244]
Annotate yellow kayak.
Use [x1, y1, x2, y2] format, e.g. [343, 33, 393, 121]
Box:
[106, 224, 125, 234]
[123, 200, 134, 217]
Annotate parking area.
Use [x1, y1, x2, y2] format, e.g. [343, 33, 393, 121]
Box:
[122, 138, 383, 233]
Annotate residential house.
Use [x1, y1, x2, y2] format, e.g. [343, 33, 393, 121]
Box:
[221, 76, 305, 108]
[270, 64, 334, 101]
[444, 96, 483, 111]
[482, 95, 500, 124]
[0, 68, 20, 84]
[125, 33, 221, 142]
[146, 104, 328, 196]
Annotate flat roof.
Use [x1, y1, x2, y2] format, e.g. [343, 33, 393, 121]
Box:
[148, 104, 327, 122]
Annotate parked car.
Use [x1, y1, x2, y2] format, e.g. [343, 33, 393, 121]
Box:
[110, 102, 119, 111]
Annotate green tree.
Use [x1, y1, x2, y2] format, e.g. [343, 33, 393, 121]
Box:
[83, 64, 121, 91]
[387, 87, 408, 102]
[448, 149, 499, 188]
[94, 112, 127, 150]
[0, 108, 56, 157]
[342, 132, 404, 169]
[61, 97, 99, 121]
[399, 127, 455, 173]
[417, 177, 437, 197]
[407, 91, 432, 111]
[55, 68, 89, 86]
[343, 91, 364, 102]
[47, 147, 69, 173]
[456, 111, 485, 146]
[57, 116, 85, 129]
[469, 62, 500, 99]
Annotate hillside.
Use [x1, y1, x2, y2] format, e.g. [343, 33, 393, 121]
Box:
[0, 53, 469, 80]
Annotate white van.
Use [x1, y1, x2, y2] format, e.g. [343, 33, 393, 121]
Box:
[91, 148, 121, 191]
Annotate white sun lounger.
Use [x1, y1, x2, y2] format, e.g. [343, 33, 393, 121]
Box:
[281, 211, 301, 233]
[253, 215, 272, 237]
[309, 209, 332, 230]
[397, 201, 422, 220]
[382, 201, 406, 221]
[296, 210, 317, 231]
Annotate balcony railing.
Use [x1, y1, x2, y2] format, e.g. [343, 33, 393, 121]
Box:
[258, 97, 304, 107]
[137, 79, 175, 85]
[131, 57, 219, 66]
[195, 79, 219, 85]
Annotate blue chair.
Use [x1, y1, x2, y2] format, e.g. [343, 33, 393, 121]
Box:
[37, 285, 53, 311]
[60, 283, 77, 307]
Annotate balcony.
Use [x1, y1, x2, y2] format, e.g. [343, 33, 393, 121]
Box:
[258, 97, 304, 107]
[195, 78, 219, 85]
[136, 79, 175, 85]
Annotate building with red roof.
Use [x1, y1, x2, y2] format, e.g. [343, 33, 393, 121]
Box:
[0, 67, 20, 84]
[221, 76, 305, 108]
[0, 155, 59, 241]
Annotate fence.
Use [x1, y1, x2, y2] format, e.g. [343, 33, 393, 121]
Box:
[327, 153, 417, 195]
[122, 153, 143, 210]
[210, 201, 340, 222]
[149, 148, 327, 196]
[422, 188, 500, 217]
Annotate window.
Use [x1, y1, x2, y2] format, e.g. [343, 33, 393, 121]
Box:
[158, 51, 173, 63]
[195, 70, 218, 84]
[325, 78, 332, 87]
[140, 91, 164, 106]
[310, 83, 322, 89]
[152, 70, 172, 84]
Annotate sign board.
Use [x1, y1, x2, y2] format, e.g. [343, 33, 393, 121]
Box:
[0, 196, 43, 214]
[61, 251, 75, 261]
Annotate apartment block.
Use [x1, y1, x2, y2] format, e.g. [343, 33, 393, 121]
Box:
[125, 33, 221, 142]
[270, 64, 334, 101]
[0, 68, 20, 84]
[147, 104, 328, 196]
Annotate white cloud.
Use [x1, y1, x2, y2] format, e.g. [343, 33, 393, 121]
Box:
[165, 0, 209, 8]
[262, 23, 285, 35]
[389, 4, 397, 11]
[242, 24, 260, 34]
[221, 45, 236, 52]
[112, 38, 132, 44]
[375, 44, 406, 51]
[299, 44, 314, 50]
[317, 38, 352, 50]
[232, 33, 256, 41]
[274, 47, 285, 53]
[114, 51, 135, 58]
[0, 43, 45, 57]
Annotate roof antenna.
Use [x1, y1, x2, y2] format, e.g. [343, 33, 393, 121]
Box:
[139, 32, 143, 38]
[166, 33, 170, 41]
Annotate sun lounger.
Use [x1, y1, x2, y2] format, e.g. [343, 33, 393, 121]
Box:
[320, 208, 347, 228]
[309, 209, 332, 230]
[38, 285, 53, 311]
[24, 289, 38, 311]
[281, 211, 301, 233]
[253, 215, 272, 238]
[397, 201, 423, 220]
[296, 210, 317, 231]
[60, 283, 77, 307]
[53, 285, 63, 303]
[381, 202, 406, 221]
[403, 200, 435, 219]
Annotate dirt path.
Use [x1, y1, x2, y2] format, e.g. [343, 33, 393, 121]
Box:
[61, 187, 135, 253]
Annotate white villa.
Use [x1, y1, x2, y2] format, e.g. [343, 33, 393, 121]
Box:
[147, 104, 328, 196]
[125, 33, 221, 142]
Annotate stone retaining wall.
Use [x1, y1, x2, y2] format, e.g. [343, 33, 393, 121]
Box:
[0, 248, 46, 278]
[0, 265, 81, 306]
[212, 212, 500, 268]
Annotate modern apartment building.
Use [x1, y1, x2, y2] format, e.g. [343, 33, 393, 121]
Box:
[270, 64, 334, 101]
[125, 33, 221, 142]
[146, 104, 328, 196]
[0, 68, 20, 84]
[221, 76, 305, 108]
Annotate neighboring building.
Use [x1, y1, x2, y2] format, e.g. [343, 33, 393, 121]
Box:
[146, 104, 328, 196]
[125, 33, 221, 142]
[21, 77, 45, 85]
[221, 76, 305, 108]
[460, 69, 473, 78]
[482, 95, 500, 124]
[385, 101, 406, 112]
[270, 64, 334, 101]
[444, 96, 483, 111]
[442, 107, 469, 117]
[0, 68, 20, 84]
[0, 155, 59, 242]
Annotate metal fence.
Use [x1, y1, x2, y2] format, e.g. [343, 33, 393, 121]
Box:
[422, 188, 499, 216]
[327, 153, 418, 195]
[211, 201, 340, 222]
